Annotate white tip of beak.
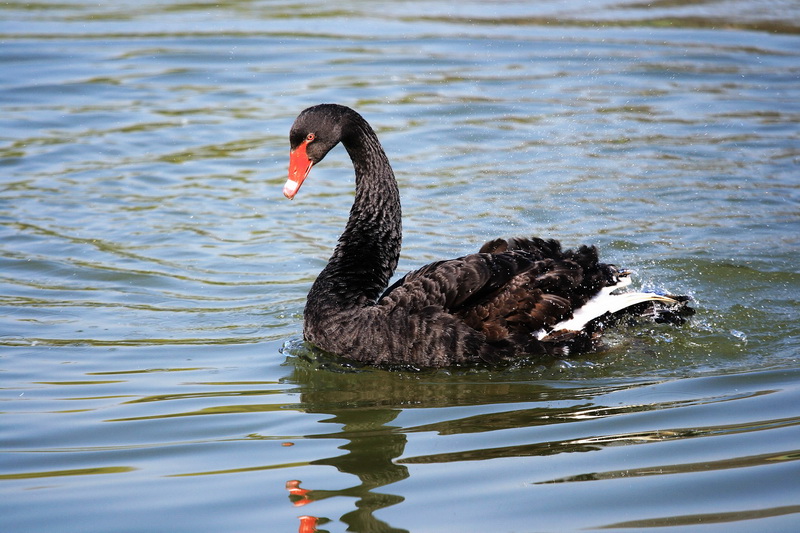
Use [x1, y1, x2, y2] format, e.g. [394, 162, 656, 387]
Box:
[283, 178, 300, 199]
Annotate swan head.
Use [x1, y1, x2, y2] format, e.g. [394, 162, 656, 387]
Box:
[284, 104, 351, 199]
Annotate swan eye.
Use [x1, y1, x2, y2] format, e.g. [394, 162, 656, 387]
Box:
[305, 133, 315, 142]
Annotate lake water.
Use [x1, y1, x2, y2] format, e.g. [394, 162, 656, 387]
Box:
[1, 1, 799, 532]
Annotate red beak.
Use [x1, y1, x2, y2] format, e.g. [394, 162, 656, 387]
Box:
[284, 142, 313, 199]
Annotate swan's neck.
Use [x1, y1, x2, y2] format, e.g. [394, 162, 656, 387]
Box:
[307, 117, 401, 311]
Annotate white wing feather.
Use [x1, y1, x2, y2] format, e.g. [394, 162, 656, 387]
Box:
[536, 274, 680, 340]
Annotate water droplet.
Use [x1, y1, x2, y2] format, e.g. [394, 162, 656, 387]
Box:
[730, 329, 747, 343]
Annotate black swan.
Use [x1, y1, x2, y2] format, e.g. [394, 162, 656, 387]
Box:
[284, 104, 691, 367]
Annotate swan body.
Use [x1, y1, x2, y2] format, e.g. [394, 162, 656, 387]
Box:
[284, 104, 691, 367]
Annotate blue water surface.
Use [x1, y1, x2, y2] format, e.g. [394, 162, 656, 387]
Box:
[1, 1, 799, 532]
